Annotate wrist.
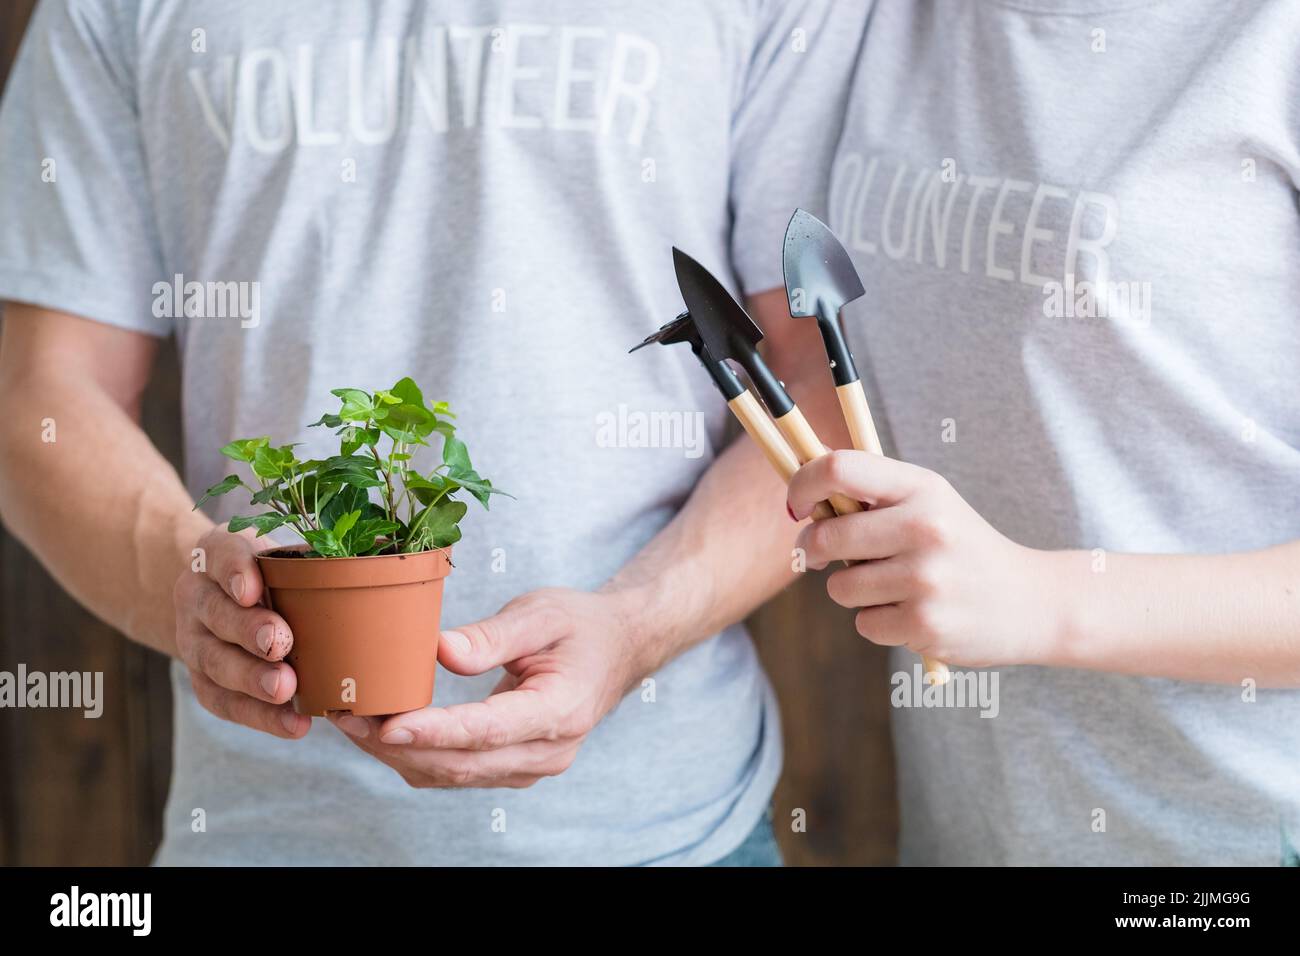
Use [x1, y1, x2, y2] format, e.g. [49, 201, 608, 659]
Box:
[172, 510, 214, 573]
[1024, 548, 1089, 669]
[597, 583, 661, 680]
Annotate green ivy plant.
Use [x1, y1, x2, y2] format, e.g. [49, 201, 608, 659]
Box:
[194, 377, 508, 557]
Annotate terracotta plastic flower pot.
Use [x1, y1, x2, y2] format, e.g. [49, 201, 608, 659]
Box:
[256, 545, 452, 717]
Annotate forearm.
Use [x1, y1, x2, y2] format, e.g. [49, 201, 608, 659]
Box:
[600, 433, 800, 675]
[601, 288, 857, 677]
[1042, 543, 1300, 686]
[0, 364, 209, 656]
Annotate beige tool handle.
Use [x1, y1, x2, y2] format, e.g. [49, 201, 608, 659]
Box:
[727, 392, 834, 521]
[836, 382, 884, 456]
[772, 406, 863, 517]
[836, 381, 950, 685]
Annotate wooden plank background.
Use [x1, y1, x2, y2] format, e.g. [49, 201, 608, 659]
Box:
[0, 2, 896, 866]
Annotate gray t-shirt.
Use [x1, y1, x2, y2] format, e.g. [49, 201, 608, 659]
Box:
[835, 0, 1300, 864]
[0, 0, 865, 864]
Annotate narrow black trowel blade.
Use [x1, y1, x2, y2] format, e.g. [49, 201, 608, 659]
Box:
[783, 208, 865, 319]
[671, 247, 794, 418]
[671, 247, 763, 365]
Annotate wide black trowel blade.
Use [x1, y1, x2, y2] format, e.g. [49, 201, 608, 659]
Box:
[782, 208, 865, 319]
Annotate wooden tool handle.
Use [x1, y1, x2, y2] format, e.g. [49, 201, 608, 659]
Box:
[835, 381, 950, 685]
[921, 657, 950, 685]
[836, 381, 884, 456]
[810, 501, 836, 521]
[727, 392, 835, 521]
[728, 391, 799, 480]
[772, 406, 863, 516]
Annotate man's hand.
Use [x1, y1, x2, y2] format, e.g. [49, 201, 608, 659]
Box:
[788, 450, 1060, 669]
[328, 588, 645, 788]
[173, 527, 312, 738]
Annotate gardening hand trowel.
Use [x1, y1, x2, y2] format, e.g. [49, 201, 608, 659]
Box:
[784, 209, 951, 685]
[631, 313, 834, 522]
[671, 247, 862, 518]
[783, 208, 884, 455]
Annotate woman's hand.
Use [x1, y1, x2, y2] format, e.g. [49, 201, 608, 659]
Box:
[788, 451, 1060, 669]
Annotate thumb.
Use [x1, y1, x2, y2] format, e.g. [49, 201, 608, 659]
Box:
[201, 526, 264, 607]
[787, 450, 925, 520]
[438, 594, 570, 675]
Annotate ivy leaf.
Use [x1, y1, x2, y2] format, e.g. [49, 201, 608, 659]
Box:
[442, 435, 472, 472]
[219, 438, 269, 463]
[384, 404, 434, 434]
[317, 454, 379, 473]
[331, 473, 383, 491]
[340, 426, 381, 456]
[308, 413, 343, 429]
[320, 485, 383, 529]
[382, 379, 436, 438]
[316, 454, 384, 490]
[252, 443, 299, 480]
[330, 509, 361, 539]
[194, 474, 246, 510]
[405, 473, 450, 506]
[448, 468, 513, 509]
[227, 512, 294, 537]
[249, 482, 286, 506]
[390, 377, 424, 409]
[409, 499, 467, 551]
[346, 518, 400, 555]
[303, 528, 346, 558]
[379, 422, 430, 446]
[333, 388, 378, 423]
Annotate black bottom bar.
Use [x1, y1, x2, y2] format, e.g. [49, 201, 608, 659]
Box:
[0, 865, 1289, 940]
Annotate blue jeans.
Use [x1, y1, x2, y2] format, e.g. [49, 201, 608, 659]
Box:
[708, 808, 783, 867]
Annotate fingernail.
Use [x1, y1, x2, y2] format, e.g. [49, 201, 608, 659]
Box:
[280, 709, 303, 735]
[337, 715, 370, 738]
[256, 624, 275, 655]
[259, 669, 280, 698]
[786, 503, 798, 522]
[229, 574, 245, 602]
[441, 630, 470, 656]
[381, 728, 414, 745]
